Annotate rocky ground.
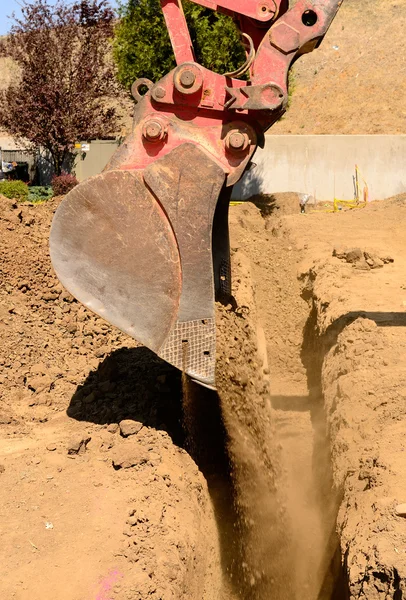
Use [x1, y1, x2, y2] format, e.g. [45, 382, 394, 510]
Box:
[1, 191, 406, 599]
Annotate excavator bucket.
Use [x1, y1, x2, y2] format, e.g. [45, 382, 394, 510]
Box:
[50, 145, 228, 387]
[50, 0, 343, 388]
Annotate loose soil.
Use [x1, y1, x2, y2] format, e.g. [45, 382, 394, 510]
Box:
[1, 191, 406, 599]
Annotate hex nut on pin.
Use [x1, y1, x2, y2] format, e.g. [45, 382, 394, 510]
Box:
[225, 130, 250, 153]
[142, 119, 167, 143]
[153, 86, 166, 100]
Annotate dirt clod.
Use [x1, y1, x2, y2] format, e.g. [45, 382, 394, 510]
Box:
[67, 435, 91, 455]
[395, 505, 406, 518]
[119, 419, 143, 437]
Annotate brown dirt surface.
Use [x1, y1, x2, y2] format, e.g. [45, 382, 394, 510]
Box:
[288, 194, 406, 598]
[0, 197, 222, 600]
[223, 193, 406, 598]
[2, 190, 406, 600]
[274, 0, 406, 134]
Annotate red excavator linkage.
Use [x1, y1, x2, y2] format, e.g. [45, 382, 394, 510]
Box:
[50, 0, 343, 388]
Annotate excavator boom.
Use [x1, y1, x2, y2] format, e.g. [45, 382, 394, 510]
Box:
[50, 0, 343, 387]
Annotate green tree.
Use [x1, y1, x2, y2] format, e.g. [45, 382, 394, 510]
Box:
[113, 0, 246, 92]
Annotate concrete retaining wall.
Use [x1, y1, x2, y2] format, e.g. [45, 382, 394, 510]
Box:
[232, 135, 406, 202]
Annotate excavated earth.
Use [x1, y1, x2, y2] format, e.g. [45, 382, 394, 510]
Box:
[1, 191, 406, 599]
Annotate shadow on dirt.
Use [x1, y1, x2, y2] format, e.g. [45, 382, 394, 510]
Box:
[67, 347, 245, 598]
[67, 346, 185, 445]
[243, 192, 301, 217]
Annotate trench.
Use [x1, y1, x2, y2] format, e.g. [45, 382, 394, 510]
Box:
[179, 305, 349, 599]
[181, 311, 349, 599]
[179, 209, 351, 599]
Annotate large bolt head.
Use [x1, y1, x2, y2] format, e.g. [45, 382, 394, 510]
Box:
[173, 63, 203, 95]
[142, 119, 167, 143]
[225, 129, 250, 153]
[229, 132, 245, 150]
[153, 86, 166, 100]
[179, 70, 196, 89]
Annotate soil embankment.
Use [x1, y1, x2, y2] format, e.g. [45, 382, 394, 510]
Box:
[274, 0, 406, 134]
[292, 194, 406, 598]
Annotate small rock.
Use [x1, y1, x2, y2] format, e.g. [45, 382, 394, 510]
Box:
[344, 248, 363, 263]
[0, 464, 5, 474]
[395, 504, 406, 518]
[112, 446, 149, 469]
[41, 290, 59, 301]
[354, 258, 370, 271]
[364, 252, 384, 269]
[119, 419, 143, 437]
[107, 423, 119, 434]
[95, 346, 109, 358]
[381, 255, 394, 264]
[46, 443, 57, 452]
[67, 435, 91, 455]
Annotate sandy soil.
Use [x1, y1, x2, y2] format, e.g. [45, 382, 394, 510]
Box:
[1, 191, 406, 599]
[274, 0, 406, 135]
[289, 194, 406, 598]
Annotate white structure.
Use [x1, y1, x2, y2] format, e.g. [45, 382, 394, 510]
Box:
[232, 135, 406, 202]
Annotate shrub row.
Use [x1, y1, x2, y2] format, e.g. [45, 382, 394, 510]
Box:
[0, 173, 78, 202]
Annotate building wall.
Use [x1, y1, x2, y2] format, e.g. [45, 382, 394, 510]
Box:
[74, 140, 119, 182]
[232, 135, 406, 202]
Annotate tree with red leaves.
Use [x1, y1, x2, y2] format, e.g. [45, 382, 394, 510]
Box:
[0, 0, 120, 175]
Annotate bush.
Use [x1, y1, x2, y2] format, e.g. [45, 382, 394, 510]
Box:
[28, 186, 54, 203]
[0, 180, 29, 201]
[52, 173, 78, 196]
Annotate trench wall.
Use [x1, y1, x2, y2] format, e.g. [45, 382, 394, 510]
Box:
[232, 135, 406, 202]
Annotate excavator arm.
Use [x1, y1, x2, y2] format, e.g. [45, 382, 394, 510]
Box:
[50, 0, 343, 387]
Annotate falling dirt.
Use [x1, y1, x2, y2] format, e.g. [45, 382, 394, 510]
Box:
[223, 202, 344, 600]
[215, 253, 291, 600]
[1, 191, 406, 599]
